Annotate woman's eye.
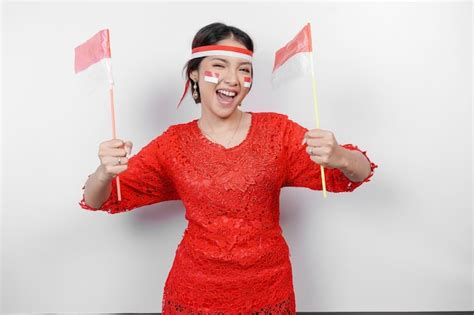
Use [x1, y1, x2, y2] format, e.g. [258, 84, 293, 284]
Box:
[213, 64, 250, 73]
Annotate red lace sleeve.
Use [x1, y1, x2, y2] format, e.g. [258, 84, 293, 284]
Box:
[281, 115, 378, 192]
[78, 128, 180, 214]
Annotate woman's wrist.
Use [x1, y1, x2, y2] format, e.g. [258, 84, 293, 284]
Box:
[95, 165, 113, 183]
[338, 147, 370, 182]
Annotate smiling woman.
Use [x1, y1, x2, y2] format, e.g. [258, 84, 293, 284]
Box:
[79, 21, 377, 315]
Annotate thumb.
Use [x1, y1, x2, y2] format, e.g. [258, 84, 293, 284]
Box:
[124, 141, 133, 156]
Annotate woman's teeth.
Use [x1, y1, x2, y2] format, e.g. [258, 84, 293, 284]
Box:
[217, 89, 236, 97]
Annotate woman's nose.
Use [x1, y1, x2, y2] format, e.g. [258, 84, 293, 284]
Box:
[223, 69, 239, 85]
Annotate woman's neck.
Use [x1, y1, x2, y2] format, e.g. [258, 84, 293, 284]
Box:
[199, 109, 244, 134]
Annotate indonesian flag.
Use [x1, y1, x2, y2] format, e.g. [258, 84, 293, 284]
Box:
[271, 23, 313, 88]
[75, 29, 122, 200]
[75, 29, 114, 85]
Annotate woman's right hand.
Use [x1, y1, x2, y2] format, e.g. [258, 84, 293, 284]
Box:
[97, 139, 133, 182]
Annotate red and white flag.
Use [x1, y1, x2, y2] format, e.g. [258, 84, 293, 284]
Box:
[75, 29, 122, 201]
[75, 29, 114, 85]
[272, 23, 329, 198]
[271, 23, 313, 88]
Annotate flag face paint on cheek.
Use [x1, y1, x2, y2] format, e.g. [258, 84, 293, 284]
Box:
[243, 76, 252, 88]
[204, 71, 219, 84]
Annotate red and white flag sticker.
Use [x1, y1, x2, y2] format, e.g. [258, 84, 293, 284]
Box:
[204, 71, 219, 84]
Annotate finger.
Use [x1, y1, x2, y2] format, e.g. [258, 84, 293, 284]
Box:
[306, 129, 326, 138]
[101, 139, 124, 149]
[103, 156, 129, 166]
[305, 137, 324, 147]
[301, 137, 307, 145]
[306, 145, 323, 157]
[124, 141, 133, 156]
[302, 132, 313, 145]
[110, 139, 125, 148]
[101, 148, 128, 157]
[309, 155, 327, 167]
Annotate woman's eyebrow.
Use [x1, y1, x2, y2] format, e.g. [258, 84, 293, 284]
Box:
[210, 57, 252, 66]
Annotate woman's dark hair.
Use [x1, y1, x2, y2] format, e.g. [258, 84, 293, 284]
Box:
[182, 22, 254, 104]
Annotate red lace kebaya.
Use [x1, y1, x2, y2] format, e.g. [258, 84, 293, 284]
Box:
[79, 111, 378, 314]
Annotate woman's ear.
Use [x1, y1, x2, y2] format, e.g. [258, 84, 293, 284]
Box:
[190, 70, 198, 82]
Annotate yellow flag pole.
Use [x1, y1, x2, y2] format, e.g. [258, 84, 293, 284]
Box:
[308, 22, 327, 198]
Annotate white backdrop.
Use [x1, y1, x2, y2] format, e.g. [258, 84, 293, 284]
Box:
[2, 0, 472, 312]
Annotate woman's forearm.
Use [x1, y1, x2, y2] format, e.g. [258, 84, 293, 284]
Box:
[338, 148, 372, 182]
[83, 165, 113, 209]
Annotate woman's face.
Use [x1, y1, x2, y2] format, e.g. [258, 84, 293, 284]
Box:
[190, 38, 253, 116]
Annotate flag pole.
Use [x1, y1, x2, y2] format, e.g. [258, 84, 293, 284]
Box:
[102, 30, 122, 202]
[104, 31, 122, 202]
[307, 22, 327, 198]
[108, 83, 122, 201]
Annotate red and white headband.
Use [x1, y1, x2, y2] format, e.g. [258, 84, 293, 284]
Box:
[177, 44, 253, 108]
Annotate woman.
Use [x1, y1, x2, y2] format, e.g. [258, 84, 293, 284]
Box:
[80, 22, 378, 314]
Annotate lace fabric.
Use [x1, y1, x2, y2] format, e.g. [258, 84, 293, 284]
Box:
[78, 127, 180, 214]
[79, 111, 378, 313]
[163, 298, 295, 315]
[282, 115, 378, 192]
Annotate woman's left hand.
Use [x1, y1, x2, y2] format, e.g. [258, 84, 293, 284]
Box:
[302, 128, 346, 169]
